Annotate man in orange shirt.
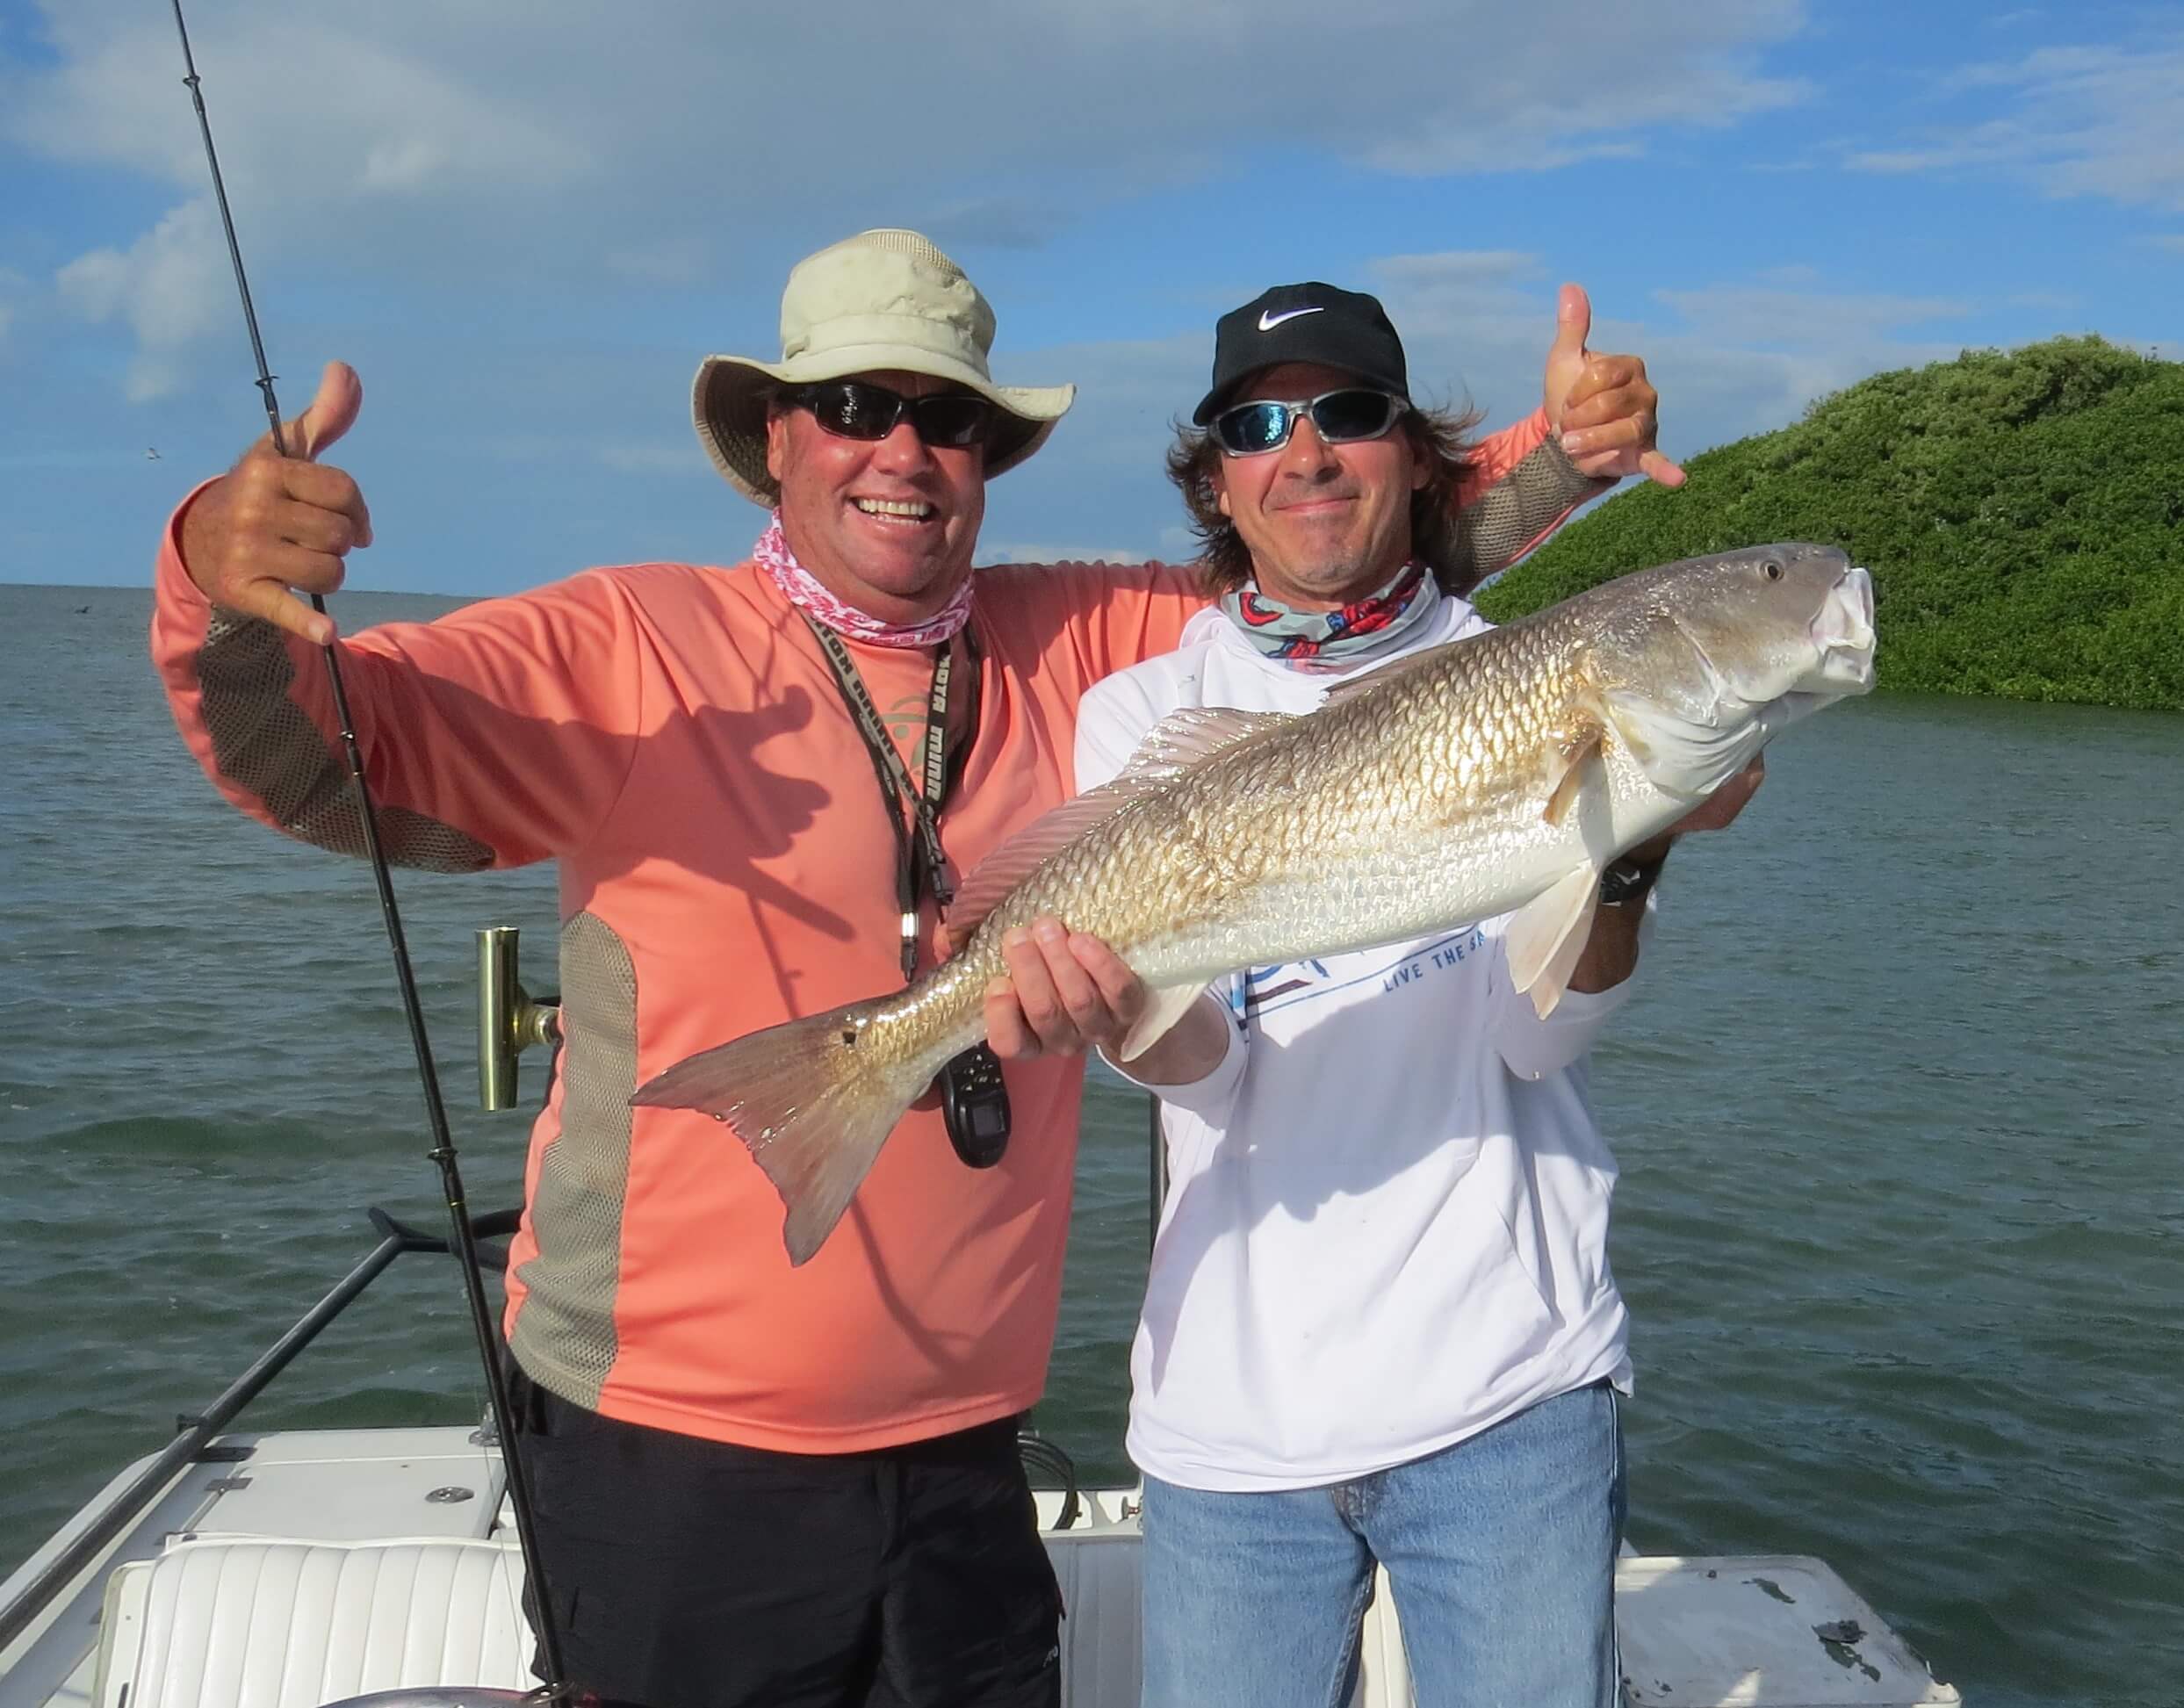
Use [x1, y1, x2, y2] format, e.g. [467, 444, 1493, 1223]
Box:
[153, 227, 1677, 1708]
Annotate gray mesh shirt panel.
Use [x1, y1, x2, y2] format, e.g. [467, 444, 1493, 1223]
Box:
[1466, 439, 1607, 582]
[507, 910, 638, 1406]
[197, 609, 494, 872]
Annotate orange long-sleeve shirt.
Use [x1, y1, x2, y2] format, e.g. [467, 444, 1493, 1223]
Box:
[148, 411, 1596, 1452]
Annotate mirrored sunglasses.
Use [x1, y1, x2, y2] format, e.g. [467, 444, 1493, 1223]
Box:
[1212, 388, 1407, 457]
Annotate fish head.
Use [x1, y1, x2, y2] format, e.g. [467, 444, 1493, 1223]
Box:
[1582, 543, 1877, 794]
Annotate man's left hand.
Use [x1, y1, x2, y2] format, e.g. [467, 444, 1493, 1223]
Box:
[1542, 285, 1685, 488]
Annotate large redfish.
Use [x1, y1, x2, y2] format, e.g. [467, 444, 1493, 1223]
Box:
[636, 544, 1877, 1263]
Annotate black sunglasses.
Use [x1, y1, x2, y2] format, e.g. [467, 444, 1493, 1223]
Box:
[785, 380, 997, 449]
[1211, 388, 1408, 457]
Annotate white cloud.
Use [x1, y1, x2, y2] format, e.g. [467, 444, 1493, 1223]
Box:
[6, 6, 593, 201]
[4, 0, 1815, 309]
[54, 198, 227, 400]
[358, 138, 446, 195]
[1849, 34, 2184, 213]
[0, 0, 1827, 410]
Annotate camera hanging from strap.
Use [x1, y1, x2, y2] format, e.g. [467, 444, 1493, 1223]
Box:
[799, 613, 1012, 1168]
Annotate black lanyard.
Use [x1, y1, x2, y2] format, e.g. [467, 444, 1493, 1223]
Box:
[800, 612, 971, 983]
[797, 609, 1013, 1170]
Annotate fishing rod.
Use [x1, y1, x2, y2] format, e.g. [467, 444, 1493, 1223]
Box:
[166, 4, 569, 1695]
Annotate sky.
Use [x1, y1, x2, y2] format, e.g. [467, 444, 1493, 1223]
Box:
[1, 0, 2180, 591]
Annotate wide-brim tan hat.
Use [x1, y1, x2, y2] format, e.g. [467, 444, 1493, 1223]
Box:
[694, 227, 1075, 506]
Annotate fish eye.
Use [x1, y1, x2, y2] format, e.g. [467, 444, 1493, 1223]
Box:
[1762, 559, 1784, 581]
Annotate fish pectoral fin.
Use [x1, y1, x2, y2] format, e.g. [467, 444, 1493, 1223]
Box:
[1504, 864, 1602, 1020]
[1112, 982, 1210, 1065]
[1542, 728, 1605, 827]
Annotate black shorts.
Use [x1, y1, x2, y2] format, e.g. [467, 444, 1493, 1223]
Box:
[507, 1367, 1063, 1708]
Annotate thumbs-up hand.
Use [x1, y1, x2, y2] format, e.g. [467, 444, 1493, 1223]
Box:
[1541, 285, 1685, 488]
[177, 361, 376, 645]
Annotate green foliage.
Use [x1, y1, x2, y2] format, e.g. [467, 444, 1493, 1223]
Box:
[1476, 336, 2184, 710]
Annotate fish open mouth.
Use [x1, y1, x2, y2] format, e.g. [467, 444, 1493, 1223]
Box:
[1810, 566, 1877, 691]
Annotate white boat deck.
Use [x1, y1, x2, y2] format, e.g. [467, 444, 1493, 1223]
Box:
[0, 1425, 1958, 1708]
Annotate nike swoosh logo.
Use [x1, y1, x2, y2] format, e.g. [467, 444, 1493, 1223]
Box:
[1258, 306, 1323, 332]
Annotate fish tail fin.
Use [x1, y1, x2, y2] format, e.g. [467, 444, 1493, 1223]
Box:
[632, 999, 929, 1265]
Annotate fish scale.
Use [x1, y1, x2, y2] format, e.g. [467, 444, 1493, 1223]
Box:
[636, 543, 1878, 1264]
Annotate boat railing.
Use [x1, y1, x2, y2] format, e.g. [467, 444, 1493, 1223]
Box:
[0, 1205, 519, 1656]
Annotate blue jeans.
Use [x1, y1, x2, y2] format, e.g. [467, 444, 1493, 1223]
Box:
[1139, 1382, 1625, 1708]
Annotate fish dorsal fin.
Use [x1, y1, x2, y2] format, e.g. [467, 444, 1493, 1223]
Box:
[944, 783, 1158, 955]
[1317, 639, 1460, 707]
[944, 708, 1294, 955]
[1118, 705, 1298, 779]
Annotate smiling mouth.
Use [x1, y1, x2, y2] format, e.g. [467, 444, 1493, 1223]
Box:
[853, 497, 936, 522]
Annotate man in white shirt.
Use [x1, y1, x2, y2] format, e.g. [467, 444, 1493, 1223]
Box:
[1053, 283, 1757, 1708]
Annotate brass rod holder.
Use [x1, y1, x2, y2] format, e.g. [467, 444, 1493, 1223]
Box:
[477, 926, 561, 1111]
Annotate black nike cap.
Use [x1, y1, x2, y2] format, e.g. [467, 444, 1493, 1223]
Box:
[1191, 282, 1411, 426]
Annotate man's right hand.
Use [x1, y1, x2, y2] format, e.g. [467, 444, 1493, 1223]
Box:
[177, 361, 373, 646]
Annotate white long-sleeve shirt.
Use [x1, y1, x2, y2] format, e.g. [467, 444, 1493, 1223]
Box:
[1075, 590, 1637, 1493]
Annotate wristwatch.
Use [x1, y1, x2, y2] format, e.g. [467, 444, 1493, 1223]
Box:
[1597, 854, 1666, 907]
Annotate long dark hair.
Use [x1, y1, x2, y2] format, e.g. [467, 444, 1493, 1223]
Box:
[1165, 401, 1488, 597]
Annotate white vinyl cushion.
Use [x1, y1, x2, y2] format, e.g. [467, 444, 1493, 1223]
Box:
[95, 1540, 535, 1708]
[96, 1532, 1169, 1708]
